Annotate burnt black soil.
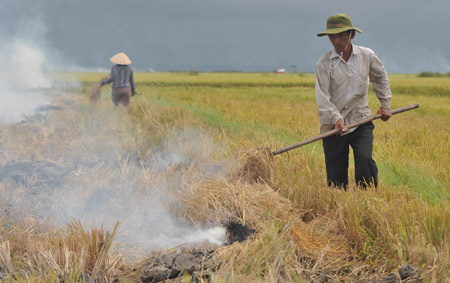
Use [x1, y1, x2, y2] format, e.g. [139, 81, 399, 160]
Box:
[0, 160, 67, 190]
[0, 160, 70, 217]
[224, 221, 256, 245]
[365, 264, 418, 283]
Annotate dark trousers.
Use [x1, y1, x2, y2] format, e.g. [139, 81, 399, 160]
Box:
[322, 122, 378, 189]
[112, 87, 131, 107]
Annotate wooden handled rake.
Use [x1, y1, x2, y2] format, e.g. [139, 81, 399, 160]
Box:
[271, 104, 419, 156]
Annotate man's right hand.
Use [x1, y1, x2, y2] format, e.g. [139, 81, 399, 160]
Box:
[377, 108, 392, 121]
[335, 118, 348, 135]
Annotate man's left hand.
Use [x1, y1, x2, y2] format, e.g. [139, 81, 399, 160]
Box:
[377, 108, 392, 121]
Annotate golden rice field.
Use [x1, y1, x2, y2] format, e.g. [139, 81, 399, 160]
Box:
[1, 71, 449, 282]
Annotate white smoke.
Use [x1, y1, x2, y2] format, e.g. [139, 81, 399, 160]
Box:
[60, 127, 231, 254]
[0, 25, 52, 124]
[0, 16, 229, 260]
[0, 82, 47, 124]
[1, 39, 52, 89]
[1, 120, 231, 258]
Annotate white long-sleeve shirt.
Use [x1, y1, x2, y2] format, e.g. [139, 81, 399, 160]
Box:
[315, 44, 392, 133]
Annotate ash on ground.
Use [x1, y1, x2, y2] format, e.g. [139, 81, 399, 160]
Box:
[133, 221, 256, 282]
[138, 246, 218, 283]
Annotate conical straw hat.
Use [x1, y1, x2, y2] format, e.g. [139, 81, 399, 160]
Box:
[110, 52, 131, 65]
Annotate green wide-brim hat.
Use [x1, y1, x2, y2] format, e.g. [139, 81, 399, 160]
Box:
[317, 14, 362, 37]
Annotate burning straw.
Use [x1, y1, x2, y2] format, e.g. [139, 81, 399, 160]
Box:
[179, 179, 350, 269]
[89, 77, 107, 102]
[176, 146, 353, 275]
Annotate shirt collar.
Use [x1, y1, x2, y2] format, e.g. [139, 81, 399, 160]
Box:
[329, 44, 360, 59]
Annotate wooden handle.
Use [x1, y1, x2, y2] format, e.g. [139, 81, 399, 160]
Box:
[271, 104, 419, 156]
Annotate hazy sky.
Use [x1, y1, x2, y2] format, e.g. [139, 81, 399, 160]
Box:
[2, 0, 450, 73]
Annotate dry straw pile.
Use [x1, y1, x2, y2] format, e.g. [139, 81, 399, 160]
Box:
[231, 148, 274, 185]
[89, 77, 108, 102]
[178, 158, 355, 280]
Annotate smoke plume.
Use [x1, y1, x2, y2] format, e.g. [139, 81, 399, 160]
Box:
[0, 14, 228, 260]
[0, 18, 52, 124]
[1, 107, 230, 259]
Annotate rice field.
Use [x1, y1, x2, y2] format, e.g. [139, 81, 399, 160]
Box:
[1, 71, 449, 282]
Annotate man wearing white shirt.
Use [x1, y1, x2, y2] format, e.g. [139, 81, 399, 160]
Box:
[315, 14, 392, 189]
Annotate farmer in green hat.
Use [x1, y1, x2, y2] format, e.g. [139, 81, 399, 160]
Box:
[315, 14, 392, 189]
